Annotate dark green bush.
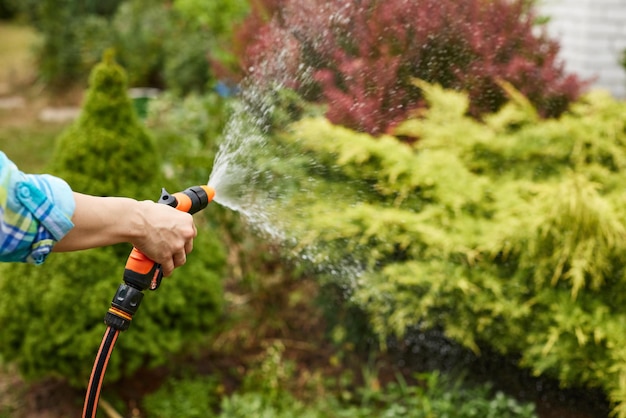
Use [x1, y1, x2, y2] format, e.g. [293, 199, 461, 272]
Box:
[12, 0, 247, 90]
[111, 0, 172, 88]
[0, 0, 16, 19]
[162, 29, 212, 96]
[112, 0, 247, 93]
[0, 53, 225, 386]
[172, 0, 249, 79]
[10, 0, 123, 86]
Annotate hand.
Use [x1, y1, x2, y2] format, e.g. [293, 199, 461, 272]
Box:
[131, 201, 197, 277]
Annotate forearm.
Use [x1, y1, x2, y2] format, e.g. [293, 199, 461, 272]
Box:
[53, 193, 144, 252]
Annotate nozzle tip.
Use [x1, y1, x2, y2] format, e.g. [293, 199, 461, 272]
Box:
[202, 185, 215, 203]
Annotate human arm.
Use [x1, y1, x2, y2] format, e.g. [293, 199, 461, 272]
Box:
[1, 151, 197, 275]
[53, 192, 197, 277]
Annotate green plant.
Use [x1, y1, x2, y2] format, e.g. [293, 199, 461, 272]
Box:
[0, 0, 16, 19]
[234, 0, 585, 135]
[172, 0, 248, 79]
[145, 91, 231, 185]
[240, 341, 296, 404]
[10, 0, 123, 86]
[218, 392, 319, 418]
[313, 371, 537, 418]
[234, 81, 626, 414]
[12, 0, 246, 91]
[162, 29, 212, 96]
[216, 365, 536, 418]
[142, 375, 221, 418]
[111, 0, 172, 88]
[0, 53, 225, 386]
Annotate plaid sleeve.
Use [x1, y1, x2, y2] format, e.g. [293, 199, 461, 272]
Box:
[0, 152, 75, 264]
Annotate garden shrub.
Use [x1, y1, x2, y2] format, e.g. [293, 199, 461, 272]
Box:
[142, 351, 537, 418]
[111, 0, 249, 93]
[0, 53, 225, 386]
[146, 91, 231, 185]
[10, 0, 124, 86]
[13, 0, 248, 91]
[111, 0, 172, 88]
[233, 0, 585, 135]
[243, 82, 626, 415]
[0, 0, 16, 19]
[172, 0, 249, 82]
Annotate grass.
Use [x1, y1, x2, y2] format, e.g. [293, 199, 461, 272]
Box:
[0, 22, 74, 173]
[0, 120, 65, 173]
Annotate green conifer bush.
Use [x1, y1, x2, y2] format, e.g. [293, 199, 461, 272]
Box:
[262, 82, 626, 415]
[0, 53, 225, 386]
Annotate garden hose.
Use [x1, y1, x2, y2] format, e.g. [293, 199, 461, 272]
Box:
[82, 185, 215, 418]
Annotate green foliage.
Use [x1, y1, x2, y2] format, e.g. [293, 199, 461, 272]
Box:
[75, 15, 117, 74]
[0, 54, 225, 386]
[257, 82, 626, 415]
[172, 0, 248, 77]
[115, 0, 249, 92]
[0, 0, 16, 18]
[30, 0, 85, 85]
[14, 0, 248, 90]
[142, 375, 221, 418]
[162, 28, 211, 96]
[216, 343, 316, 418]
[218, 392, 317, 418]
[111, 0, 248, 92]
[111, 0, 172, 88]
[146, 91, 231, 185]
[10, 0, 123, 86]
[314, 371, 537, 418]
[142, 344, 535, 418]
[173, 0, 248, 34]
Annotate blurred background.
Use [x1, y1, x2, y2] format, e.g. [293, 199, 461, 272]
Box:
[1, 1, 626, 417]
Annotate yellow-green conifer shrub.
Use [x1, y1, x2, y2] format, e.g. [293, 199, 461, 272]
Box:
[0, 52, 225, 386]
[271, 83, 626, 416]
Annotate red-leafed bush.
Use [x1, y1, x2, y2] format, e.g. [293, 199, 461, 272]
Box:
[232, 0, 586, 136]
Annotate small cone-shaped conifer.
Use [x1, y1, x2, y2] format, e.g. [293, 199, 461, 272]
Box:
[0, 51, 225, 387]
[50, 49, 160, 199]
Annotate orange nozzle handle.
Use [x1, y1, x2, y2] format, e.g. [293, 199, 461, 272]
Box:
[126, 248, 156, 275]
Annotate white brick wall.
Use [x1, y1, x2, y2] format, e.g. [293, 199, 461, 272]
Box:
[538, 0, 626, 98]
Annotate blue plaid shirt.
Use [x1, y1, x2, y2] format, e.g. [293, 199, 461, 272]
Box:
[0, 152, 75, 264]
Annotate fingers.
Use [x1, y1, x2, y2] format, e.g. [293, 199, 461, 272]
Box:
[161, 258, 175, 278]
[184, 237, 194, 255]
[174, 250, 187, 268]
[164, 237, 194, 277]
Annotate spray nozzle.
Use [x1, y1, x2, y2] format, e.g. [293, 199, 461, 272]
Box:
[158, 185, 215, 215]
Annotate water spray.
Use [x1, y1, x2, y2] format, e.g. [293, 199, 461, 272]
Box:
[82, 185, 215, 418]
